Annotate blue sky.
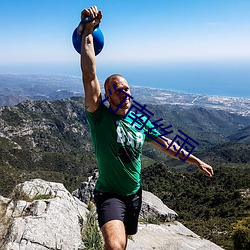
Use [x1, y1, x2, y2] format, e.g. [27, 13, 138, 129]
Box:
[0, 0, 250, 97]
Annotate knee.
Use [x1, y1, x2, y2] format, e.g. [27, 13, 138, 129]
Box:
[104, 239, 126, 250]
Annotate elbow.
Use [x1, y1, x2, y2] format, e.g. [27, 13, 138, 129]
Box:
[82, 71, 96, 83]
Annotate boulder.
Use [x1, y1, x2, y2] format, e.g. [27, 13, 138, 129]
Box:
[72, 172, 178, 222]
[0, 178, 224, 250]
[72, 169, 98, 204]
[140, 190, 178, 222]
[127, 222, 224, 250]
[0, 179, 89, 250]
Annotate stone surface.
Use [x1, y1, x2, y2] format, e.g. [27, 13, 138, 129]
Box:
[0, 179, 89, 250]
[140, 190, 178, 222]
[72, 169, 98, 204]
[127, 222, 224, 250]
[72, 173, 178, 222]
[0, 179, 224, 250]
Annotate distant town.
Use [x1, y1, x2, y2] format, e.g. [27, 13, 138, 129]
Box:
[129, 86, 250, 117]
[0, 74, 249, 117]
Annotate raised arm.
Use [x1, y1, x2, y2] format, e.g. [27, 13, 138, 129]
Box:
[80, 6, 102, 113]
[149, 136, 214, 177]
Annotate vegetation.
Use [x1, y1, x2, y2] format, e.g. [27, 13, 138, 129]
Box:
[82, 202, 104, 250]
[139, 215, 161, 225]
[0, 200, 13, 249]
[141, 162, 250, 249]
[232, 216, 250, 250]
[0, 97, 250, 249]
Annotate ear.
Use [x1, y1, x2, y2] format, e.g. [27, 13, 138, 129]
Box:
[105, 92, 111, 104]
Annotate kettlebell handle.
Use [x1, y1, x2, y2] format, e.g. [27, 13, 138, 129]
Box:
[77, 16, 99, 35]
[72, 16, 104, 55]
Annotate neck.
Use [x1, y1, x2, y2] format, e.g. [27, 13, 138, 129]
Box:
[115, 108, 128, 116]
[109, 104, 128, 116]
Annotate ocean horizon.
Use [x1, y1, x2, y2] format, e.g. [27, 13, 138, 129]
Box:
[1, 61, 249, 99]
[99, 61, 250, 99]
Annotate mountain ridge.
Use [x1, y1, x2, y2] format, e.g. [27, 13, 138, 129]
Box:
[0, 97, 249, 249]
[0, 97, 250, 195]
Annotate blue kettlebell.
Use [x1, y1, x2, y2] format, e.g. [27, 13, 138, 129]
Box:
[72, 17, 104, 55]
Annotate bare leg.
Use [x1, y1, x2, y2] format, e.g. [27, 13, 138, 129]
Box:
[101, 220, 127, 250]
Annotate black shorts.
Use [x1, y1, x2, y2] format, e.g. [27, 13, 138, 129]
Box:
[93, 187, 142, 235]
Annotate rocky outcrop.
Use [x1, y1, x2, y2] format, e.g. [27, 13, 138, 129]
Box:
[72, 173, 178, 222]
[0, 179, 89, 250]
[140, 190, 177, 222]
[127, 222, 224, 250]
[72, 169, 98, 204]
[0, 179, 224, 250]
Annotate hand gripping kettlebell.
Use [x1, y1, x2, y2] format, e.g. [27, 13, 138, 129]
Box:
[72, 16, 104, 55]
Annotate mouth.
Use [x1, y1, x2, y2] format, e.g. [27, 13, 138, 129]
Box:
[124, 97, 130, 102]
[122, 98, 130, 105]
[118, 99, 130, 109]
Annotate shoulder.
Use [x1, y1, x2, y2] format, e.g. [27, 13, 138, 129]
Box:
[85, 103, 114, 123]
[85, 103, 105, 118]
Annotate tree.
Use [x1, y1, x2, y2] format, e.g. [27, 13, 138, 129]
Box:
[232, 216, 250, 250]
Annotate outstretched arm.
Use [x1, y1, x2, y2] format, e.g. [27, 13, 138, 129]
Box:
[80, 6, 102, 113]
[149, 136, 214, 177]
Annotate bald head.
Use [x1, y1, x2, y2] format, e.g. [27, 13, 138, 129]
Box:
[104, 74, 128, 93]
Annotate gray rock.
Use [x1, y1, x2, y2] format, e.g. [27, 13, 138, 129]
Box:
[127, 222, 224, 250]
[73, 175, 178, 222]
[0, 179, 89, 250]
[140, 190, 178, 222]
[72, 169, 98, 204]
[0, 179, 224, 250]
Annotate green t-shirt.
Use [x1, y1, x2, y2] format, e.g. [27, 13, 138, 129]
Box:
[85, 104, 160, 196]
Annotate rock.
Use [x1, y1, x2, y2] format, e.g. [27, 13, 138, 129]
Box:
[0, 179, 89, 250]
[0, 196, 12, 248]
[127, 222, 224, 250]
[239, 188, 250, 199]
[72, 173, 178, 222]
[72, 169, 98, 204]
[0, 178, 224, 250]
[140, 190, 178, 222]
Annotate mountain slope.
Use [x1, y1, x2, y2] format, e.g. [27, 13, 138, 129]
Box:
[0, 97, 97, 195]
[0, 97, 249, 249]
[1, 97, 250, 195]
[227, 125, 250, 143]
[0, 74, 83, 106]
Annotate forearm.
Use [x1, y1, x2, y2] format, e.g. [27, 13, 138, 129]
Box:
[162, 139, 198, 166]
[81, 27, 96, 81]
[150, 137, 214, 176]
[166, 140, 202, 165]
[78, 6, 102, 112]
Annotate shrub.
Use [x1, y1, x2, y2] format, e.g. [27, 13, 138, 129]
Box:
[232, 217, 250, 250]
[82, 202, 104, 250]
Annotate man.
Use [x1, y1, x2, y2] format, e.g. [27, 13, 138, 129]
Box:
[80, 6, 214, 250]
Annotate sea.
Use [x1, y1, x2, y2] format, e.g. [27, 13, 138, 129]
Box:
[97, 61, 250, 99]
[2, 60, 250, 99]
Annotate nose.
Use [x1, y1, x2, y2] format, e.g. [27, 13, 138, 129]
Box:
[120, 92, 126, 98]
[118, 89, 126, 98]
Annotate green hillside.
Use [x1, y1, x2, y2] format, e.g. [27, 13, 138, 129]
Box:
[0, 97, 249, 249]
[141, 162, 250, 249]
